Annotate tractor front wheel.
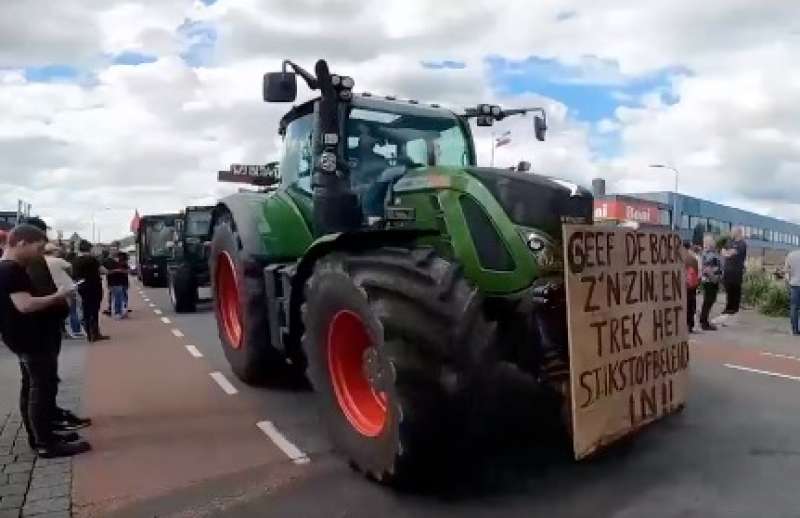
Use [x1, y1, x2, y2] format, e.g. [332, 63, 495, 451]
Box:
[302, 247, 494, 484]
[169, 264, 198, 313]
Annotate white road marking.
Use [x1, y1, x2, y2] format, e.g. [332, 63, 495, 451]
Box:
[160, 316, 171, 324]
[149, 303, 156, 308]
[154, 309, 163, 315]
[144, 298, 150, 302]
[210, 371, 238, 395]
[185, 345, 203, 358]
[761, 351, 800, 362]
[257, 421, 310, 465]
[724, 363, 800, 382]
[171, 328, 184, 338]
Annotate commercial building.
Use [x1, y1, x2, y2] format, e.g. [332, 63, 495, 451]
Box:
[592, 178, 800, 269]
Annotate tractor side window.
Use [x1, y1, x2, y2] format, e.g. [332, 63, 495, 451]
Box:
[405, 139, 427, 166]
[280, 114, 314, 194]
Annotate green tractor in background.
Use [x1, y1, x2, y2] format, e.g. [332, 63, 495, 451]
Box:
[209, 59, 593, 483]
[167, 205, 214, 313]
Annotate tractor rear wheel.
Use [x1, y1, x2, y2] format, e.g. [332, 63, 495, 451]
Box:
[210, 210, 285, 384]
[169, 264, 198, 313]
[302, 247, 494, 484]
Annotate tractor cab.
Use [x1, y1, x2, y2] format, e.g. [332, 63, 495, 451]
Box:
[278, 95, 475, 219]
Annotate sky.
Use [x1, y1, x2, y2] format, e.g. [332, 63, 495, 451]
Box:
[1, 0, 799, 241]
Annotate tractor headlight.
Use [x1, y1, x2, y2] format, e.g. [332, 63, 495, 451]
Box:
[517, 228, 563, 271]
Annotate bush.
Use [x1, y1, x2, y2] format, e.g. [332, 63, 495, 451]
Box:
[758, 284, 790, 318]
[743, 270, 773, 306]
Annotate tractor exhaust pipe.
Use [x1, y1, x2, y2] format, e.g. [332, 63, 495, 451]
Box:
[311, 59, 362, 236]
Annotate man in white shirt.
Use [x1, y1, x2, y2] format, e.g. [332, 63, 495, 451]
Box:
[43, 243, 83, 339]
[785, 248, 800, 336]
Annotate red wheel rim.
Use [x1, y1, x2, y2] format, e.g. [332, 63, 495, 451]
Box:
[327, 310, 387, 437]
[216, 251, 243, 349]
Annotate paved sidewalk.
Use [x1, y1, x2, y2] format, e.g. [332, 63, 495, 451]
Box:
[0, 335, 88, 518]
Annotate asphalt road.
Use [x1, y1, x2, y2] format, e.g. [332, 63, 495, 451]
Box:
[51, 284, 800, 516]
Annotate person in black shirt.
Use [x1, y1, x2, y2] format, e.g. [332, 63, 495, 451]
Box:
[722, 226, 747, 315]
[20, 217, 92, 435]
[107, 253, 129, 318]
[0, 224, 91, 458]
[72, 240, 109, 341]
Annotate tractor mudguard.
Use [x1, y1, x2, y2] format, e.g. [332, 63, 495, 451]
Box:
[212, 192, 272, 261]
[293, 228, 437, 288]
[287, 228, 437, 341]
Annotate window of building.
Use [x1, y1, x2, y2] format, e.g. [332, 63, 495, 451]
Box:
[658, 209, 671, 227]
[690, 216, 707, 233]
[681, 214, 690, 230]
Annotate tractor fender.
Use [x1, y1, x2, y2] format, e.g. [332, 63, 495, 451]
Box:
[288, 228, 437, 340]
[211, 192, 272, 274]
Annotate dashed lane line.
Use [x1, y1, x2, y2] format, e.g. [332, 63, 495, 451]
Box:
[209, 371, 238, 395]
[761, 351, 800, 362]
[185, 345, 203, 358]
[160, 316, 172, 324]
[724, 363, 800, 382]
[149, 303, 156, 308]
[171, 328, 185, 338]
[257, 421, 311, 465]
[154, 309, 163, 315]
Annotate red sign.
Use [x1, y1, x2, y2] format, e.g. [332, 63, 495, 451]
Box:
[593, 200, 662, 225]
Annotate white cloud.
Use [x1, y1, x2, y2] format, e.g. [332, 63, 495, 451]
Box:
[1, 0, 799, 241]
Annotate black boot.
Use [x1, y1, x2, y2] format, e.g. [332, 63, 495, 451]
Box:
[37, 440, 91, 459]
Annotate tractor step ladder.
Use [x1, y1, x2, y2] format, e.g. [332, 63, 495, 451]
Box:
[263, 263, 296, 354]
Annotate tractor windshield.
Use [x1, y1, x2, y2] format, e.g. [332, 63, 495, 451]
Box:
[346, 107, 470, 196]
[185, 211, 212, 237]
[144, 221, 175, 257]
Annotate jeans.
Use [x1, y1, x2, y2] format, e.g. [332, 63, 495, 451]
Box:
[687, 287, 697, 331]
[67, 293, 82, 334]
[700, 282, 719, 325]
[19, 355, 59, 446]
[791, 286, 800, 335]
[110, 285, 126, 317]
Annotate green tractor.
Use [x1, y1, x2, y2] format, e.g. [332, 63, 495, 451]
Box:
[209, 59, 592, 483]
[167, 206, 214, 313]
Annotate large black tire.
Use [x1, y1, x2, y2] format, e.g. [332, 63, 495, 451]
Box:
[302, 246, 494, 484]
[169, 264, 198, 313]
[209, 210, 285, 384]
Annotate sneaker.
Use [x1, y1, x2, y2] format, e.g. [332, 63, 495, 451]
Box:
[37, 441, 91, 459]
[54, 410, 92, 430]
[52, 431, 82, 443]
[701, 323, 718, 331]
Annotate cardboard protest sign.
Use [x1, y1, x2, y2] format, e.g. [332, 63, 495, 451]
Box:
[563, 226, 690, 459]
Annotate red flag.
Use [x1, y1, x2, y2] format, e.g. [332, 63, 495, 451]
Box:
[130, 210, 141, 233]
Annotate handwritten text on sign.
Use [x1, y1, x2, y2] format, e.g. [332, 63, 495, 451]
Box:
[563, 226, 690, 459]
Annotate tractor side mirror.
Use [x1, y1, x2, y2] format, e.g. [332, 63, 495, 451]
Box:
[534, 115, 547, 141]
[263, 72, 297, 102]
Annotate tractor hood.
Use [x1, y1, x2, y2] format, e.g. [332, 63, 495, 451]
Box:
[463, 167, 593, 240]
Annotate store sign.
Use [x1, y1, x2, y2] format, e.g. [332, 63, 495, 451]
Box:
[594, 200, 662, 225]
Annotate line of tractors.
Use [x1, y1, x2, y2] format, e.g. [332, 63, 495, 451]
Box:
[137, 58, 604, 485]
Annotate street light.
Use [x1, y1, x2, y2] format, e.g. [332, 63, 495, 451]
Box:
[91, 207, 112, 243]
[649, 164, 679, 231]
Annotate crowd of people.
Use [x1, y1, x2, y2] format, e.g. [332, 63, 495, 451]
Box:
[684, 226, 748, 333]
[0, 218, 131, 459]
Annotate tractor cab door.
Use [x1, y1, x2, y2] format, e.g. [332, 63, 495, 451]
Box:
[279, 112, 314, 224]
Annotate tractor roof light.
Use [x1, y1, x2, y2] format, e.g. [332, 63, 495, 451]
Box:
[341, 76, 354, 89]
[491, 105, 501, 116]
[331, 74, 341, 86]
